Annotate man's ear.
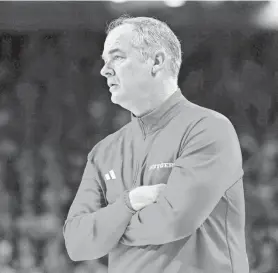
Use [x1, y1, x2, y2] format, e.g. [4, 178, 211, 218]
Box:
[152, 50, 166, 76]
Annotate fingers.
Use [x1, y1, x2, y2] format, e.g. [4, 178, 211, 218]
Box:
[153, 184, 167, 202]
[155, 184, 167, 192]
[151, 183, 166, 189]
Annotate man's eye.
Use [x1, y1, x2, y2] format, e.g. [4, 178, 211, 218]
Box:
[102, 56, 123, 65]
[113, 56, 123, 60]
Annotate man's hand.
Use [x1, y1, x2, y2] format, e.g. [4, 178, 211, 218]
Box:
[129, 184, 166, 211]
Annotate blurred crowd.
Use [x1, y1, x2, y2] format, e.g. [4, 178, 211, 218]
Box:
[0, 14, 278, 273]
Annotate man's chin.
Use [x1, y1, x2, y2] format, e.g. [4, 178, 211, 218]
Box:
[110, 93, 129, 109]
[110, 93, 122, 105]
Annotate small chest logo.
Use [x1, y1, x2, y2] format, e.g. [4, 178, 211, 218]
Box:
[149, 163, 175, 171]
[105, 169, 116, 180]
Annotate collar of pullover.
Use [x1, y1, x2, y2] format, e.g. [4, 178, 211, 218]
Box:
[131, 88, 187, 137]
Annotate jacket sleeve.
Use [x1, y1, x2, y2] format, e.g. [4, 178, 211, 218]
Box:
[120, 115, 244, 246]
[63, 152, 136, 261]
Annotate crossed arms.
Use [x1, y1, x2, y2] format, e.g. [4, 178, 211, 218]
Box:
[63, 116, 243, 260]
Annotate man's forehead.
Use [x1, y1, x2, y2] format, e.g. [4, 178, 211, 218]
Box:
[106, 24, 134, 41]
[102, 24, 135, 56]
[102, 40, 124, 60]
[103, 36, 122, 52]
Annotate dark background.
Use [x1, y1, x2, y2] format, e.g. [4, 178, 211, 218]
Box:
[0, 1, 277, 273]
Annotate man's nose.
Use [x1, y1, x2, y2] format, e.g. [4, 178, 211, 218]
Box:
[100, 63, 115, 77]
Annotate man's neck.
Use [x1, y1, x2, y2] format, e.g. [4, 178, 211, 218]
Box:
[134, 94, 171, 117]
[134, 85, 179, 117]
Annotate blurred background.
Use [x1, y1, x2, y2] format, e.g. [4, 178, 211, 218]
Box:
[0, 1, 277, 273]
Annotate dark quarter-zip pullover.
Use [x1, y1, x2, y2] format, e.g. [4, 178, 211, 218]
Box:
[63, 89, 249, 273]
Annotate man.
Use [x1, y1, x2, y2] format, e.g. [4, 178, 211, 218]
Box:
[63, 15, 249, 273]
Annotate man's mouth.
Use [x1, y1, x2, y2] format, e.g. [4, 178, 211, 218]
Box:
[110, 84, 118, 90]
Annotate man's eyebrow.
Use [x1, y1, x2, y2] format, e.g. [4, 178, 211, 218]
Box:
[101, 48, 124, 60]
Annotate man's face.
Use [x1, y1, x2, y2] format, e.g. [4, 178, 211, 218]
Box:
[100, 24, 153, 108]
